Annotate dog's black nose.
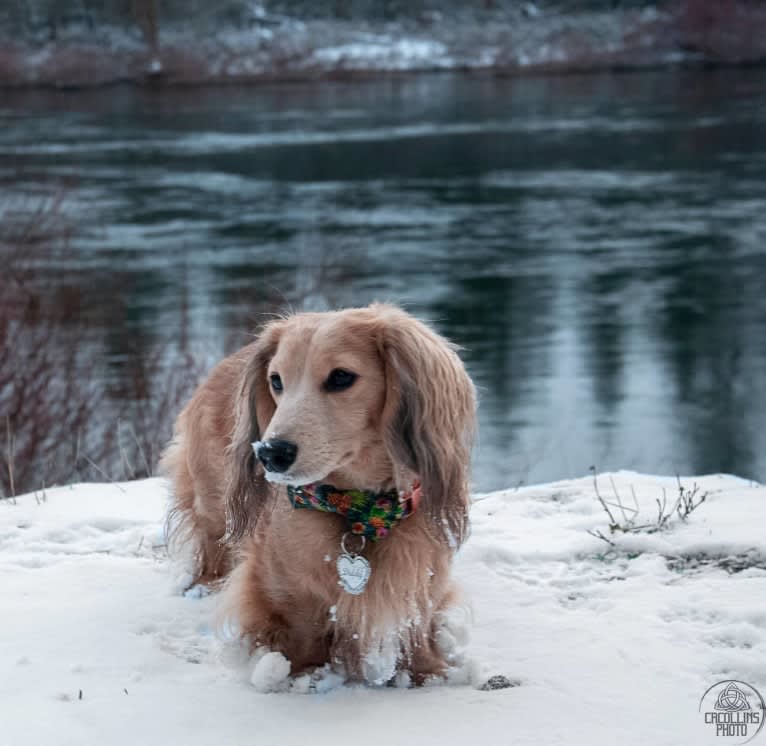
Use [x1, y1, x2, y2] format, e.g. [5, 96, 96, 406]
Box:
[256, 439, 298, 473]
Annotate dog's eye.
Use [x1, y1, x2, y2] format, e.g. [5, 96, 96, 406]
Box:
[324, 368, 357, 392]
[269, 373, 283, 393]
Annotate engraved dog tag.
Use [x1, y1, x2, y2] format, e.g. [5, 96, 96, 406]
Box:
[336, 552, 371, 595]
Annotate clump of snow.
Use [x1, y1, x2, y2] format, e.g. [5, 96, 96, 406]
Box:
[310, 665, 345, 694]
[1, 472, 765, 745]
[362, 635, 400, 687]
[259, 660, 345, 695]
[183, 583, 211, 600]
[434, 605, 471, 667]
[289, 672, 313, 694]
[250, 651, 291, 693]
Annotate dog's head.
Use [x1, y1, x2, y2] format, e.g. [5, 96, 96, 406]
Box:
[224, 304, 476, 546]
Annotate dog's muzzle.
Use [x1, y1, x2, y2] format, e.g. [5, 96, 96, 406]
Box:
[255, 439, 298, 473]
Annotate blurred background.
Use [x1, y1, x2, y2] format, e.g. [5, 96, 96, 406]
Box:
[1, 1, 765, 497]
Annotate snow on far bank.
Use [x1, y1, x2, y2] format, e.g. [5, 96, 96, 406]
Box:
[4, 2, 766, 88]
[0, 5, 728, 88]
[1, 472, 765, 746]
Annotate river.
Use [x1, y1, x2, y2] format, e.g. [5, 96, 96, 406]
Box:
[2, 68, 765, 492]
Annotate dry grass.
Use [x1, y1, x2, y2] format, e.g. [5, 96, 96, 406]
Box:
[587, 466, 708, 547]
[0, 192, 208, 497]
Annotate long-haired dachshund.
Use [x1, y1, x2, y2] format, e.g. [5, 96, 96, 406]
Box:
[161, 303, 476, 687]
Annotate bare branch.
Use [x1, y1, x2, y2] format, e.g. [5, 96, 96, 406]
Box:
[588, 471, 709, 546]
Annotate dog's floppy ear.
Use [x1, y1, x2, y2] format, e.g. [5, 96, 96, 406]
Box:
[376, 306, 476, 547]
[223, 319, 284, 543]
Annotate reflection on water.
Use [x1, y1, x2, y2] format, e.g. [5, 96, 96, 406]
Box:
[2, 69, 766, 491]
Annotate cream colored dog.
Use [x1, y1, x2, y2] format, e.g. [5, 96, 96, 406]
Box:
[161, 303, 476, 685]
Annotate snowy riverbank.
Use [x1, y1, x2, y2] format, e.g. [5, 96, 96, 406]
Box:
[2, 2, 766, 88]
[1, 471, 764, 745]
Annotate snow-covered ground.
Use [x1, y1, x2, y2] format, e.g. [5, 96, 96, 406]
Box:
[1, 471, 764, 745]
[4, 2, 766, 87]
[0, 5, 709, 88]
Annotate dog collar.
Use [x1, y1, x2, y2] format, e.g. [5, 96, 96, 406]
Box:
[287, 481, 421, 541]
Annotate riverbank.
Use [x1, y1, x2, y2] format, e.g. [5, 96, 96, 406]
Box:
[2, 2, 765, 89]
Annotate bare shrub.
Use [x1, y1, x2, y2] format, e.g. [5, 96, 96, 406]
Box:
[587, 466, 708, 547]
[0, 192, 208, 496]
[0, 193, 98, 497]
[673, 0, 766, 64]
[131, 0, 160, 54]
[108, 316, 210, 482]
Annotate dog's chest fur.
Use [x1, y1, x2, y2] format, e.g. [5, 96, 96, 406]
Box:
[253, 493, 449, 611]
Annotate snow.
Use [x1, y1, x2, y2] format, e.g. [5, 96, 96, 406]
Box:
[250, 651, 291, 693]
[0, 4, 696, 88]
[1, 472, 765, 745]
[311, 38, 452, 71]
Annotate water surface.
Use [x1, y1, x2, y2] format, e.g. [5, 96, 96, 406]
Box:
[2, 69, 766, 491]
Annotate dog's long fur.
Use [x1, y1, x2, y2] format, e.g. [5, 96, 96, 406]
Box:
[161, 304, 476, 684]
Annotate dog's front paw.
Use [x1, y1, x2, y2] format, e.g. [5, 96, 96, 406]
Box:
[250, 651, 291, 693]
[290, 664, 345, 694]
[182, 582, 212, 600]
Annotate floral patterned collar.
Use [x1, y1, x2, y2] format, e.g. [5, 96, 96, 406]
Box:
[286, 481, 421, 541]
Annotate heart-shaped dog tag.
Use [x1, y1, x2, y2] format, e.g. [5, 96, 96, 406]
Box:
[336, 553, 371, 595]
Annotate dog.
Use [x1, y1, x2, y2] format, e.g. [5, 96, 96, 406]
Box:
[161, 303, 476, 686]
